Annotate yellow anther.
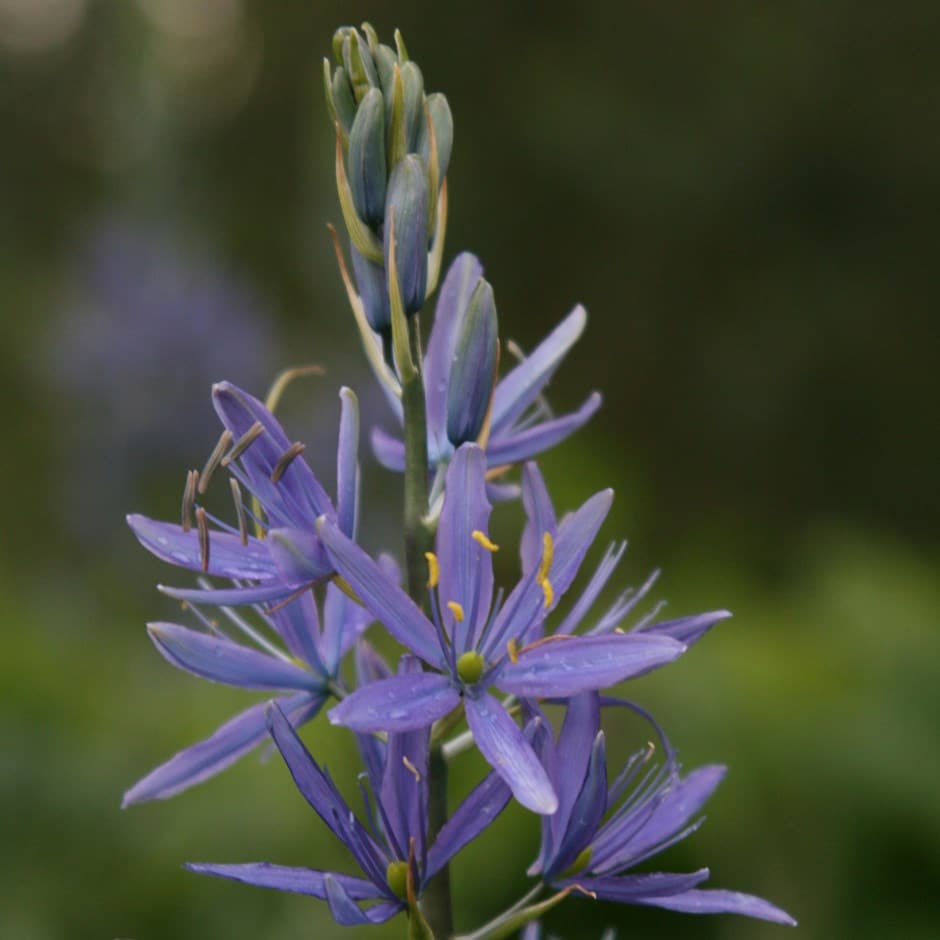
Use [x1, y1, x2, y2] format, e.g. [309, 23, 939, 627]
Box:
[472, 530, 499, 552]
[446, 601, 465, 623]
[541, 577, 555, 609]
[425, 551, 440, 589]
[507, 637, 520, 664]
[537, 531, 554, 584]
[401, 756, 421, 782]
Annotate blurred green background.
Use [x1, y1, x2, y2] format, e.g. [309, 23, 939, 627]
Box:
[1, 2, 937, 939]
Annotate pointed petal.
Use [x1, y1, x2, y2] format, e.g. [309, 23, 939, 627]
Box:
[158, 580, 290, 607]
[574, 870, 710, 902]
[325, 874, 402, 925]
[122, 693, 317, 806]
[426, 768, 512, 877]
[328, 673, 459, 733]
[267, 526, 332, 586]
[520, 463, 557, 574]
[593, 766, 726, 873]
[550, 693, 601, 847]
[486, 392, 602, 467]
[127, 514, 276, 580]
[496, 634, 685, 699]
[336, 387, 360, 538]
[632, 887, 797, 925]
[322, 580, 373, 674]
[491, 305, 587, 432]
[267, 703, 387, 887]
[212, 382, 335, 526]
[317, 516, 442, 666]
[186, 862, 382, 900]
[424, 252, 484, 452]
[635, 610, 732, 647]
[266, 590, 323, 672]
[437, 444, 494, 651]
[465, 691, 558, 814]
[371, 426, 406, 472]
[148, 623, 320, 691]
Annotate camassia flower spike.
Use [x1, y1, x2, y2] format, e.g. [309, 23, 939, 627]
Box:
[318, 444, 687, 814]
[372, 252, 602, 482]
[188, 677, 513, 928]
[529, 693, 796, 926]
[122, 580, 373, 806]
[127, 382, 360, 607]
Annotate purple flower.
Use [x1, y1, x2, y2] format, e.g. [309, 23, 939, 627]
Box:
[122, 580, 372, 806]
[529, 693, 796, 926]
[318, 444, 688, 814]
[128, 382, 360, 607]
[372, 253, 601, 480]
[187, 678, 512, 926]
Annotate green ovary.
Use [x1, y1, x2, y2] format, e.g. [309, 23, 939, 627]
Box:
[456, 650, 485, 684]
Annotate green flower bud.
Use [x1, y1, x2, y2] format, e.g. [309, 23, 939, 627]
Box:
[418, 93, 454, 185]
[447, 278, 498, 447]
[348, 88, 387, 228]
[340, 28, 378, 103]
[385, 154, 429, 315]
[400, 60, 425, 151]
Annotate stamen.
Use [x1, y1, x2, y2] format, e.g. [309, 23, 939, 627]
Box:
[471, 529, 499, 552]
[230, 477, 248, 545]
[425, 551, 439, 589]
[181, 469, 198, 532]
[446, 600, 465, 623]
[196, 507, 210, 573]
[198, 430, 233, 493]
[222, 421, 264, 466]
[270, 441, 306, 483]
[507, 637, 520, 664]
[541, 577, 555, 609]
[401, 756, 421, 782]
[537, 531, 554, 584]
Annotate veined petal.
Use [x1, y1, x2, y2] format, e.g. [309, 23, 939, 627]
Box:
[212, 382, 334, 526]
[267, 704, 387, 887]
[328, 673, 459, 733]
[317, 516, 442, 666]
[267, 526, 332, 587]
[520, 463, 557, 574]
[322, 580, 373, 675]
[122, 693, 316, 806]
[572, 870, 710, 902]
[424, 252, 484, 451]
[426, 768, 512, 877]
[158, 580, 291, 607]
[371, 426, 406, 472]
[186, 862, 382, 901]
[634, 610, 731, 647]
[490, 304, 587, 432]
[465, 691, 558, 814]
[148, 623, 320, 691]
[326, 874, 402, 925]
[267, 590, 324, 675]
[631, 887, 796, 925]
[549, 486, 614, 601]
[496, 634, 685, 699]
[127, 515, 275, 580]
[486, 392, 602, 467]
[336, 387, 360, 539]
[550, 693, 600, 847]
[437, 444, 493, 652]
[592, 765, 726, 874]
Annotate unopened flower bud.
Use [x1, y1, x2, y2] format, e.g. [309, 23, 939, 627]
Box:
[385, 154, 429, 315]
[417, 92, 454, 186]
[447, 278, 498, 447]
[347, 88, 387, 228]
[350, 242, 391, 335]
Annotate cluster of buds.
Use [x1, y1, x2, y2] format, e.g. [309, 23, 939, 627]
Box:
[325, 24, 453, 343]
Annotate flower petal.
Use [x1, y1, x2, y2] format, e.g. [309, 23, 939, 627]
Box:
[186, 862, 382, 900]
[486, 392, 602, 467]
[634, 610, 731, 647]
[326, 874, 402, 925]
[465, 691, 558, 814]
[424, 252, 484, 452]
[322, 580, 373, 675]
[496, 634, 685, 699]
[490, 304, 587, 433]
[631, 887, 797, 925]
[122, 693, 317, 806]
[267, 590, 324, 674]
[127, 514, 276, 580]
[147, 623, 320, 691]
[550, 693, 601, 848]
[267, 526, 332, 587]
[426, 768, 512, 877]
[328, 673, 459, 733]
[371, 426, 406, 472]
[520, 463, 557, 574]
[317, 516, 442, 667]
[437, 444, 493, 652]
[573, 870, 710, 902]
[158, 580, 291, 606]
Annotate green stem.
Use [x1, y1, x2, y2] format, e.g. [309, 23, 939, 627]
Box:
[422, 743, 454, 938]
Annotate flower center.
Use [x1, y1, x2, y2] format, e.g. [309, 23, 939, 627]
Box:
[456, 650, 485, 684]
[560, 846, 593, 879]
[386, 859, 410, 900]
